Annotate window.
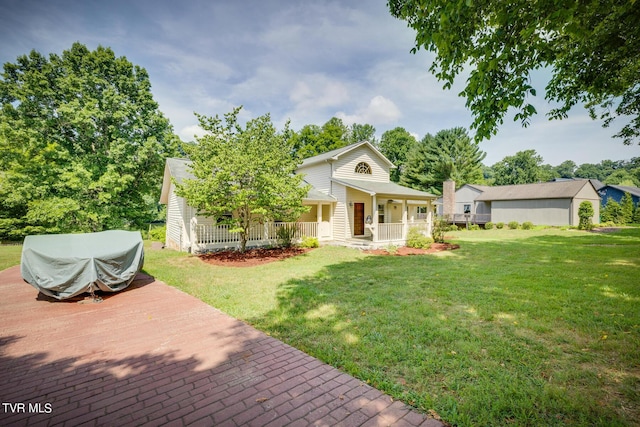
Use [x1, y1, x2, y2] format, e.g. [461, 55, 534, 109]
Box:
[463, 204, 471, 214]
[378, 204, 385, 224]
[355, 162, 372, 174]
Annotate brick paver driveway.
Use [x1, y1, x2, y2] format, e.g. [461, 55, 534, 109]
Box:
[0, 266, 443, 426]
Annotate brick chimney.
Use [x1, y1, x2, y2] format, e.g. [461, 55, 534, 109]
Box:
[442, 180, 455, 219]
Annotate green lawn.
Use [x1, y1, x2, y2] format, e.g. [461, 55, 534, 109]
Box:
[3, 229, 639, 425]
[0, 244, 22, 271]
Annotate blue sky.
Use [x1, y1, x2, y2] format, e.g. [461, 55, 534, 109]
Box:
[1, 0, 638, 166]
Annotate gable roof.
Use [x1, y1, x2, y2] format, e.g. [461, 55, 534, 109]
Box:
[602, 184, 640, 198]
[299, 141, 396, 169]
[159, 157, 336, 204]
[475, 180, 596, 201]
[332, 177, 436, 199]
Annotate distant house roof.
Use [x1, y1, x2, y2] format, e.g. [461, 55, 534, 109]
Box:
[299, 141, 396, 169]
[475, 180, 596, 202]
[602, 184, 640, 198]
[332, 177, 436, 199]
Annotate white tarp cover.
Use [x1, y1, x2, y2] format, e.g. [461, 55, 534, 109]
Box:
[21, 230, 144, 300]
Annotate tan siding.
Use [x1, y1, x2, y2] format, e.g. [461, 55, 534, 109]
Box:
[572, 183, 601, 225]
[333, 146, 390, 182]
[298, 206, 318, 222]
[332, 184, 347, 241]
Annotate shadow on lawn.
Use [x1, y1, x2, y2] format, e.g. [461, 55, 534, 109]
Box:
[252, 232, 640, 426]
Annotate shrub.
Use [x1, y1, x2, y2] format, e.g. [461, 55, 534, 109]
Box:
[148, 225, 166, 242]
[276, 223, 299, 248]
[522, 221, 534, 230]
[508, 221, 519, 229]
[407, 227, 433, 249]
[484, 222, 494, 230]
[469, 224, 481, 231]
[432, 217, 448, 243]
[496, 222, 505, 229]
[300, 236, 319, 248]
[578, 201, 595, 231]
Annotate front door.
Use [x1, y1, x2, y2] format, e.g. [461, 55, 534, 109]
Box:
[354, 203, 364, 236]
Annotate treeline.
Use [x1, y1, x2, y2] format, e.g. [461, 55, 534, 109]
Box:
[285, 117, 640, 193]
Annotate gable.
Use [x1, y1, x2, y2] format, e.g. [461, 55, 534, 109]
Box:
[332, 144, 391, 182]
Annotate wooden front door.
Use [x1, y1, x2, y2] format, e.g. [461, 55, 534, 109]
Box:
[354, 203, 364, 236]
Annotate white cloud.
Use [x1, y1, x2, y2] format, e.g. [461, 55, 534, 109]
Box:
[179, 124, 207, 142]
[336, 95, 401, 126]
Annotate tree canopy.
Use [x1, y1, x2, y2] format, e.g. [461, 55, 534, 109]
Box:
[388, 0, 640, 145]
[492, 150, 544, 185]
[378, 127, 417, 182]
[0, 43, 179, 239]
[400, 127, 485, 194]
[176, 107, 309, 253]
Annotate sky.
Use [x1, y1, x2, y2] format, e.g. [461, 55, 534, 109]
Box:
[1, 0, 638, 167]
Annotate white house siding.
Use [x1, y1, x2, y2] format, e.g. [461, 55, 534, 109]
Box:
[333, 146, 390, 182]
[332, 183, 347, 241]
[297, 163, 331, 194]
[491, 199, 572, 226]
[166, 184, 188, 251]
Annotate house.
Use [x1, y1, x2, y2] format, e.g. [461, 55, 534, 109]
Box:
[439, 179, 600, 226]
[160, 141, 437, 252]
[597, 184, 640, 207]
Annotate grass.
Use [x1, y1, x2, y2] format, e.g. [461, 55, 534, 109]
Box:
[2, 229, 639, 425]
[0, 244, 22, 271]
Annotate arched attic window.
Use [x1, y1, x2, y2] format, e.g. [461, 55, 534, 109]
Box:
[355, 162, 372, 174]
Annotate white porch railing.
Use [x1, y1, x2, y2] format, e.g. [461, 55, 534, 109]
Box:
[375, 220, 431, 243]
[377, 223, 404, 241]
[194, 221, 319, 250]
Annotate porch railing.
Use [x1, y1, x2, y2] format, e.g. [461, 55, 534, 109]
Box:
[447, 213, 491, 224]
[377, 223, 404, 241]
[195, 222, 318, 248]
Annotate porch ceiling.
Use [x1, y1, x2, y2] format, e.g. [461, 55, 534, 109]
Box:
[332, 178, 437, 200]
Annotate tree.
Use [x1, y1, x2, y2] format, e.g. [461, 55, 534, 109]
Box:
[347, 123, 377, 146]
[620, 192, 634, 224]
[176, 107, 310, 253]
[578, 201, 595, 230]
[492, 150, 544, 185]
[600, 198, 624, 224]
[379, 127, 417, 182]
[0, 43, 179, 239]
[604, 170, 640, 187]
[400, 127, 485, 194]
[292, 117, 349, 158]
[555, 160, 577, 179]
[388, 0, 640, 145]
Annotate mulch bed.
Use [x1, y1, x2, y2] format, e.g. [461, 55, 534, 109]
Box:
[199, 247, 313, 267]
[199, 243, 460, 267]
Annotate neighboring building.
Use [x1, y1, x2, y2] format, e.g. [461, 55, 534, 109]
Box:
[438, 180, 600, 226]
[597, 184, 640, 207]
[160, 141, 437, 252]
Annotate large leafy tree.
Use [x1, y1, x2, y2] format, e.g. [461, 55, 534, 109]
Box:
[176, 107, 310, 253]
[378, 127, 417, 182]
[0, 43, 179, 239]
[389, 0, 640, 145]
[347, 123, 377, 146]
[293, 117, 349, 159]
[400, 127, 485, 194]
[492, 150, 544, 185]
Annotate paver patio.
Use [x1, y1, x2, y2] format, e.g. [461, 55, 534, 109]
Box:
[0, 266, 443, 426]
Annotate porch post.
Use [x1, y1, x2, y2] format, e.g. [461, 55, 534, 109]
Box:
[371, 194, 378, 242]
[316, 203, 322, 238]
[190, 217, 198, 253]
[401, 199, 408, 240]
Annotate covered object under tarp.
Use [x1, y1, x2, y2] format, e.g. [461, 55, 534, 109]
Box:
[21, 230, 144, 300]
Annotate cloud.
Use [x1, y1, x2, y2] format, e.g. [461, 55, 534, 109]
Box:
[336, 95, 401, 126]
[178, 124, 207, 142]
